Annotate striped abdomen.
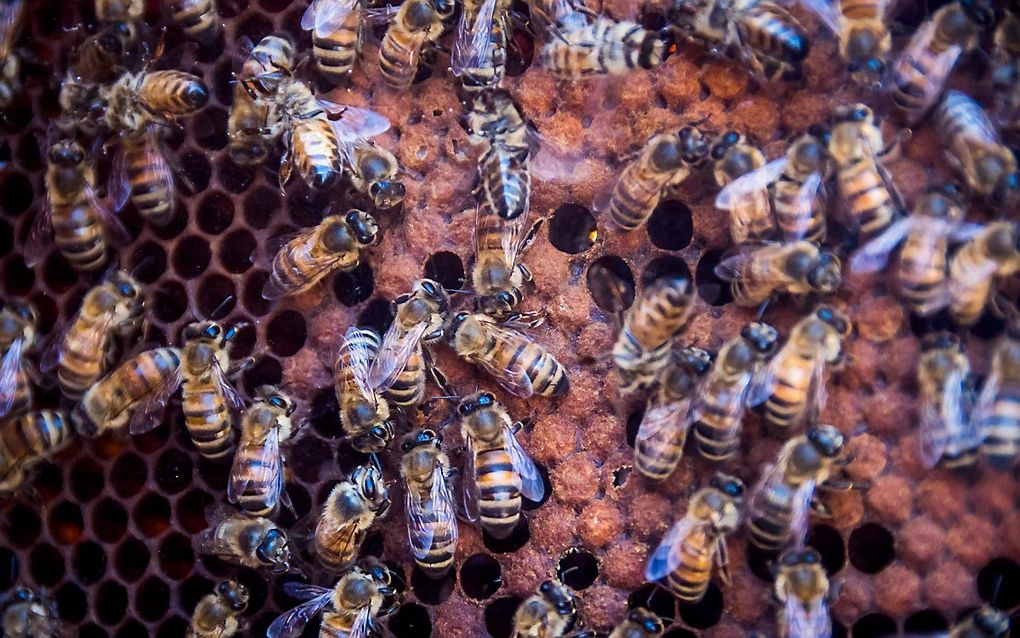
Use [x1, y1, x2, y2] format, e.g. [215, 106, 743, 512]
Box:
[474, 445, 522, 538]
[479, 145, 530, 220]
[270, 234, 355, 298]
[410, 485, 457, 576]
[182, 379, 233, 458]
[841, 0, 882, 21]
[836, 156, 895, 239]
[934, 92, 1002, 194]
[897, 232, 948, 315]
[980, 378, 1020, 470]
[231, 437, 277, 515]
[609, 161, 677, 230]
[139, 70, 207, 115]
[73, 348, 181, 436]
[313, 11, 362, 80]
[634, 411, 686, 480]
[948, 244, 995, 326]
[774, 178, 826, 243]
[57, 313, 115, 398]
[124, 137, 174, 225]
[314, 523, 361, 572]
[538, 18, 665, 78]
[692, 374, 750, 461]
[1, 354, 33, 420]
[739, 3, 808, 64]
[52, 201, 107, 273]
[0, 410, 72, 487]
[664, 527, 716, 602]
[380, 25, 428, 90]
[482, 331, 569, 397]
[459, 17, 507, 93]
[291, 116, 342, 189]
[384, 345, 426, 407]
[748, 481, 798, 550]
[171, 0, 218, 42]
[763, 350, 817, 430]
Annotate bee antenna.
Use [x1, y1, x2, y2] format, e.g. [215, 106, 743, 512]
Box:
[206, 295, 236, 321]
[370, 452, 383, 473]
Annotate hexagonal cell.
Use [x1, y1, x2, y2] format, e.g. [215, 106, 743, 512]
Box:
[267, 309, 307, 357]
[556, 548, 599, 591]
[460, 553, 502, 601]
[548, 203, 597, 254]
[133, 492, 172, 538]
[55, 581, 87, 624]
[135, 576, 171, 622]
[172, 235, 212, 280]
[197, 191, 235, 235]
[647, 200, 693, 251]
[155, 448, 194, 495]
[48, 501, 84, 545]
[389, 602, 432, 638]
[3, 503, 41, 548]
[220, 228, 257, 274]
[587, 255, 635, 313]
[111, 453, 148, 499]
[848, 523, 895, 574]
[28, 543, 65, 587]
[115, 536, 151, 583]
[484, 596, 521, 638]
[92, 498, 129, 544]
[423, 251, 466, 292]
[68, 457, 105, 503]
[158, 532, 195, 580]
[73, 540, 108, 584]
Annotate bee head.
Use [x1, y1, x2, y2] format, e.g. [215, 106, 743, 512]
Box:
[984, 222, 1018, 258]
[417, 278, 449, 311]
[678, 126, 709, 164]
[185, 321, 224, 343]
[815, 306, 851, 337]
[457, 391, 495, 417]
[258, 386, 296, 416]
[400, 427, 442, 453]
[538, 580, 576, 620]
[710, 130, 742, 160]
[845, 29, 885, 87]
[48, 138, 85, 166]
[345, 209, 380, 247]
[627, 608, 663, 634]
[993, 171, 1020, 210]
[369, 180, 406, 209]
[957, 0, 994, 27]
[404, 0, 437, 30]
[256, 528, 291, 572]
[972, 606, 1011, 636]
[216, 581, 250, 612]
[741, 322, 780, 356]
[708, 472, 746, 501]
[807, 424, 845, 458]
[807, 251, 842, 295]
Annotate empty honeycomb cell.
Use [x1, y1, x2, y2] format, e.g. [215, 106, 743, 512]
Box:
[334, 441, 372, 475]
[647, 200, 693, 251]
[134, 423, 172, 455]
[848, 523, 896, 574]
[42, 251, 77, 293]
[461, 553, 503, 601]
[289, 434, 335, 484]
[267, 309, 308, 357]
[192, 108, 229, 151]
[135, 576, 172, 622]
[484, 596, 522, 638]
[111, 452, 148, 499]
[549, 203, 597, 254]
[694, 248, 733, 306]
[242, 354, 283, 396]
[235, 566, 270, 616]
[587, 255, 635, 312]
[852, 612, 898, 638]
[48, 500, 84, 545]
[128, 241, 168, 285]
[640, 255, 692, 288]
[28, 292, 58, 334]
[180, 573, 214, 611]
[662, 629, 696, 638]
[195, 273, 237, 319]
[114, 537, 151, 583]
[389, 602, 433, 638]
[15, 133, 42, 172]
[627, 583, 677, 625]
[157, 532, 195, 580]
[242, 269, 272, 316]
[903, 609, 949, 634]
[357, 297, 396, 336]
[0, 96, 32, 134]
[155, 448, 194, 495]
[309, 387, 342, 438]
[0, 171, 32, 215]
[977, 557, 1020, 609]
[4, 503, 41, 548]
[242, 185, 280, 230]
[236, 12, 275, 41]
[0, 219, 12, 257]
[625, 409, 643, 447]
[133, 492, 172, 538]
[177, 488, 214, 535]
[412, 566, 456, 605]
[116, 618, 147, 637]
[220, 228, 257, 273]
[483, 518, 531, 554]
[55, 581, 87, 623]
[92, 498, 129, 544]
[73, 540, 107, 584]
[180, 151, 213, 195]
[33, 462, 64, 500]
[424, 250, 466, 292]
[0, 546, 17, 589]
[3, 257, 34, 296]
[287, 188, 333, 227]
[807, 524, 847, 575]
[156, 616, 188, 638]
[677, 581, 724, 629]
[78, 623, 106, 638]
[172, 235, 213, 280]
[334, 262, 376, 307]
[197, 191, 235, 235]
[226, 321, 257, 361]
[216, 157, 256, 194]
[152, 203, 190, 242]
[28, 542, 64, 586]
[556, 548, 599, 590]
[153, 279, 189, 324]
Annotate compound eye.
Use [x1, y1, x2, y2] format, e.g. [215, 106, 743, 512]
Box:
[269, 396, 285, 409]
[852, 106, 869, 121]
[724, 131, 739, 145]
[497, 291, 514, 305]
[479, 393, 494, 405]
[205, 325, 221, 338]
[866, 59, 883, 73]
[422, 281, 437, 295]
[817, 308, 833, 322]
[395, 294, 411, 305]
[400, 440, 412, 452]
[455, 311, 469, 322]
[645, 619, 662, 632]
[458, 403, 472, 416]
[119, 284, 136, 297]
[540, 581, 553, 594]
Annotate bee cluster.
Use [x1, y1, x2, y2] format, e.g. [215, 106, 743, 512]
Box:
[0, 0, 1019, 635]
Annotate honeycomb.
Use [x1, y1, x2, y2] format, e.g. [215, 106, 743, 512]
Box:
[1, 0, 1019, 635]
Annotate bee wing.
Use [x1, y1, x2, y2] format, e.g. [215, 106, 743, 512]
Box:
[644, 517, 703, 582]
[40, 310, 117, 375]
[231, 35, 256, 75]
[0, 338, 25, 418]
[302, 0, 358, 38]
[461, 436, 481, 523]
[714, 157, 787, 210]
[896, 34, 961, 122]
[452, 0, 499, 76]
[315, 100, 391, 142]
[143, 131, 176, 205]
[212, 357, 247, 412]
[636, 399, 691, 442]
[971, 365, 1001, 437]
[229, 425, 283, 509]
[24, 202, 53, 267]
[785, 593, 832, 638]
[107, 145, 132, 213]
[367, 321, 428, 391]
[789, 478, 817, 549]
[405, 465, 458, 560]
[82, 183, 133, 247]
[504, 213, 545, 270]
[348, 606, 375, 638]
[692, 374, 752, 441]
[946, 221, 985, 243]
[849, 216, 915, 273]
[793, 0, 841, 36]
[745, 351, 780, 408]
[802, 348, 829, 428]
[339, 326, 376, 397]
[478, 354, 535, 398]
[505, 424, 544, 502]
[128, 364, 184, 435]
[262, 233, 346, 301]
[748, 459, 786, 518]
[713, 244, 766, 282]
[267, 588, 334, 638]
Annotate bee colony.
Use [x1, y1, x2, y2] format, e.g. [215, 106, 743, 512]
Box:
[0, 0, 1018, 634]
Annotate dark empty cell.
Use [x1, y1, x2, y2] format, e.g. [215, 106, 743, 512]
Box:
[180, 151, 213, 194]
[28, 543, 64, 586]
[274, 481, 310, 529]
[16, 134, 42, 172]
[55, 581, 87, 623]
[0, 546, 18, 589]
[155, 448, 193, 495]
[4, 503, 41, 548]
[695, 248, 734, 306]
[3, 258, 34, 296]
[243, 186, 280, 229]
[484, 596, 522, 638]
[42, 251, 77, 294]
[848, 523, 895, 574]
[156, 616, 188, 638]
[662, 630, 697, 638]
[978, 557, 1020, 609]
[520, 462, 551, 511]
[172, 235, 212, 279]
[335, 440, 371, 475]
[357, 297, 395, 335]
[158, 532, 195, 580]
[180, 574, 214, 611]
[243, 269, 273, 316]
[73, 541, 107, 584]
[557, 548, 599, 590]
[747, 543, 777, 582]
[290, 435, 334, 483]
[196, 455, 232, 492]
[483, 518, 530, 554]
[177, 488, 214, 534]
[851, 613, 898, 638]
[641, 255, 692, 288]
[0, 172, 32, 216]
[116, 618, 147, 638]
[237, 12, 274, 41]
[79, 624, 106, 638]
[506, 28, 534, 76]
[309, 386, 342, 438]
[286, 187, 332, 227]
[111, 452, 148, 498]
[242, 355, 283, 396]
[28, 293, 58, 335]
[197, 191, 235, 235]
[267, 310, 307, 356]
[677, 581, 723, 629]
[217, 157, 256, 194]
[33, 462, 63, 500]
[220, 228, 257, 273]
[970, 310, 1008, 341]
[334, 262, 375, 307]
[192, 107, 229, 151]
[904, 609, 949, 635]
[627, 583, 676, 624]
[48, 501, 84, 545]
[128, 241, 168, 284]
[647, 200, 693, 251]
[389, 602, 432, 638]
[0, 219, 12, 257]
[133, 492, 172, 538]
[626, 409, 644, 447]
[135, 576, 171, 622]
[68, 457, 104, 502]
[92, 498, 129, 543]
[424, 251, 466, 292]
[411, 565, 456, 604]
[133, 422, 171, 454]
[152, 203, 190, 242]
[234, 567, 270, 617]
[908, 309, 954, 339]
[461, 554, 502, 600]
[548, 203, 597, 254]
[587, 255, 635, 312]
[213, 58, 235, 104]
[258, 0, 292, 12]
[807, 524, 846, 575]
[612, 465, 632, 488]
[832, 618, 848, 638]
[1, 97, 32, 134]
[196, 274, 237, 319]
[153, 279, 189, 323]
[115, 537, 151, 582]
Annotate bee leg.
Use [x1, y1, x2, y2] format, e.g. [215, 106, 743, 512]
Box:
[809, 496, 833, 518]
[520, 219, 546, 254]
[509, 418, 534, 434]
[714, 534, 732, 585]
[755, 296, 775, 321]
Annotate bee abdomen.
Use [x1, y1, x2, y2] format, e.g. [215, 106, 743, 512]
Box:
[384, 349, 426, 407]
[480, 146, 530, 220]
[665, 537, 714, 602]
[979, 383, 1020, 470]
[232, 447, 277, 515]
[743, 5, 808, 61]
[749, 491, 795, 550]
[183, 386, 233, 458]
[609, 163, 670, 230]
[476, 448, 521, 538]
[764, 359, 812, 429]
[172, 0, 218, 41]
[312, 16, 361, 80]
[124, 142, 174, 225]
[634, 424, 686, 480]
[292, 119, 342, 189]
[57, 318, 110, 398]
[693, 402, 742, 461]
[52, 204, 107, 273]
[139, 70, 208, 114]
[380, 26, 424, 90]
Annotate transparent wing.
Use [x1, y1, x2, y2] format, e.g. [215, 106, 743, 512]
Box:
[636, 399, 691, 443]
[24, 203, 53, 267]
[645, 517, 705, 582]
[348, 606, 374, 638]
[748, 459, 787, 520]
[302, 0, 358, 38]
[946, 221, 986, 243]
[128, 365, 184, 435]
[143, 131, 176, 206]
[40, 311, 115, 374]
[315, 101, 390, 142]
[785, 172, 824, 241]
[212, 358, 246, 412]
[505, 424, 544, 502]
[0, 337, 24, 418]
[691, 374, 752, 440]
[462, 436, 481, 523]
[406, 465, 458, 560]
[452, 0, 498, 76]
[803, 349, 829, 427]
[339, 326, 377, 397]
[262, 233, 345, 300]
[266, 589, 333, 638]
[231, 35, 256, 76]
[367, 321, 428, 391]
[108, 145, 132, 213]
[82, 183, 133, 246]
[849, 216, 915, 273]
[714, 244, 767, 282]
[794, 0, 841, 35]
[786, 593, 832, 638]
[745, 351, 781, 408]
[789, 478, 816, 549]
[229, 426, 283, 510]
[970, 365, 1001, 437]
[476, 354, 535, 398]
[715, 157, 787, 210]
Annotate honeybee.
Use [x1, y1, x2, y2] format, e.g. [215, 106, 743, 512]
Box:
[95, 0, 144, 44]
[227, 82, 275, 165]
[109, 125, 181, 227]
[828, 104, 901, 240]
[65, 21, 135, 87]
[301, 0, 364, 81]
[129, 321, 246, 459]
[634, 347, 712, 480]
[472, 200, 545, 316]
[379, 0, 446, 90]
[228, 35, 296, 165]
[0, 0, 25, 109]
[229, 386, 297, 516]
[198, 505, 293, 573]
[102, 69, 209, 134]
[459, 391, 546, 539]
[268, 560, 398, 638]
[749, 307, 851, 433]
[888, 1, 990, 125]
[71, 346, 182, 437]
[849, 187, 982, 317]
[42, 271, 145, 399]
[975, 327, 1020, 470]
[0, 411, 74, 495]
[335, 327, 396, 454]
[917, 332, 979, 470]
[669, 0, 809, 83]
[344, 140, 407, 209]
[536, 12, 673, 78]
[512, 579, 579, 638]
[400, 428, 459, 577]
[0, 302, 38, 421]
[0, 588, 63, 638]
[796, 0, 892, 87]
[600, 128, 708, 231]
[187, 580, 249, 638]
[949, 606, 1012, 638]
[715, 241, 842, 309]
[691, 322, 780, 462]
[990, 7, 1020, 135]
[167, 0, 220, 43]
[934, 90, 1020, 207]
[773, 548, 833, 638]
[452, 0, 512, 93]
[646, 473, 745, 602]
[610, 608, 665, 638]
[450, 312, 570, 398]
[263, 210, 379, 300]
[747, 424, 860, 550]
[947, 222, 1020, 326]
[463, 89, 532, 222]
[313, 464, 391, 572]
[710, 131, 774, 244]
